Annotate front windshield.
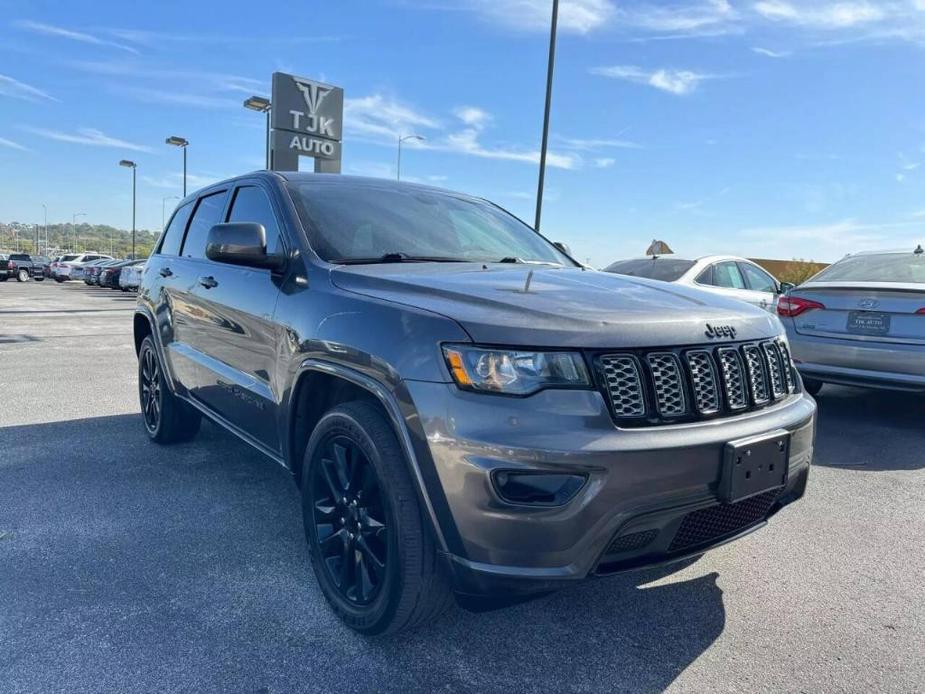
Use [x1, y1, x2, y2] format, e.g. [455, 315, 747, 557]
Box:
[288, 181, 572, 265]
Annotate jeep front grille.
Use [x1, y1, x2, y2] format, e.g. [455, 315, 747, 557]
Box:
[597, 338, 796, 427]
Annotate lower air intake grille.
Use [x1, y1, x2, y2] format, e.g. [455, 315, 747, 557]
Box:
[606, 529, 659, 555]
[668, 491, 778, 552]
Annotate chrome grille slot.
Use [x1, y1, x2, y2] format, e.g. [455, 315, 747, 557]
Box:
[762, 341, 787, 398]
[776, 339, 795, 392]
[599, 355, 646, 417]
[647, 353, 687, 417]
[717, 347, 748, 410]
[686, 351, 720, 414]
[742, 344, 770, 405]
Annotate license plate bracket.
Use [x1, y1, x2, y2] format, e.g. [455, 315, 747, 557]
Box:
[847, 310, 890, 336]
[720, 431, 790, 503]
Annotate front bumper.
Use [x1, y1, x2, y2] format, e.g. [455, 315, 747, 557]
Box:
[404, 381, 816, 597]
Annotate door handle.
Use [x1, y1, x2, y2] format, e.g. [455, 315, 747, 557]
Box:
[198, 275, 218, 289]
[159, 267, 173, 278]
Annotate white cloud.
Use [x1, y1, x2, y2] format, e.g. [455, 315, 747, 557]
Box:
[22, 127, 152, 152]
[739, 219, 923, 260]
[345, 94, 441, 141]
[594, 157, 616, 168]
[590, 65, 719, 95]
[345, 94, 579, 169]
[0, 137, 29, 152]
[441, 128, 578, 168]
[0, 74, 56, 102]
[116, 86, 240, 109]
[619, 0, 736, 32]
[454, 106, 492, 128]
[753, 1, 886, 28]
[751, 46, 791, 56]
[142, 171, 222, 190]
[461, 0, 615, 34]
[15, 19, 139, 54]
[556, 136, 643, 150]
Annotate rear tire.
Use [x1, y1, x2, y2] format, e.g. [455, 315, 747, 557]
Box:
[0, 277, 7, 282]
[138, 336, 201, 444]
[301, 401, 452, 635]
[802, 377, 823, 396]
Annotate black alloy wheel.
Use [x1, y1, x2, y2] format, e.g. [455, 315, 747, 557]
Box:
[139, 344, 161, 433]
[309, 434, 389, 606]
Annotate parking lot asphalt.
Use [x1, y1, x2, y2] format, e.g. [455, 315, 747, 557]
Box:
[1, 279, 923, 693]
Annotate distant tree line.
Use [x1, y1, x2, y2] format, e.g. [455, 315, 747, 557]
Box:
[0, 222, 159, 258]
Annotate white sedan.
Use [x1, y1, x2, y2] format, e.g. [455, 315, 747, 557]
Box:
[604, 255, 789, 314]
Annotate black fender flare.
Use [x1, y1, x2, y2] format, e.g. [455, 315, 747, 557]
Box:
[288, 359, 464, 556]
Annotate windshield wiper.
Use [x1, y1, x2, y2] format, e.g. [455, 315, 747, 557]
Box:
[331, 252, 470, 265]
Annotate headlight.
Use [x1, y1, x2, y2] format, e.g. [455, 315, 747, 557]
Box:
[442, 345, 590, 395]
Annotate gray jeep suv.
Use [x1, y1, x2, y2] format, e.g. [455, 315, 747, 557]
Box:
[134, 172, 816, 634]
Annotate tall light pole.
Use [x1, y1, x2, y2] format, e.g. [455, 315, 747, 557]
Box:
[165, 136, 188, 196]
[243, 96, 272, 169]
[72, 212, 86, 252]
[397, 134, 425, 181]
[119, 160, 137, 259]
[162, 195, 180, 229]
[41, 204, 47, 256]
[534, 0, 559, 233]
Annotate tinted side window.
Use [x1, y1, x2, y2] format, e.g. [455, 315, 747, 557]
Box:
[181, 192, 228, 259]
[158, 202, 193, 256]
[227, 186, 282, 255]
[695, 266, 713, 285]
[739, 262, 777, 293]
[713, 262, 746, 289]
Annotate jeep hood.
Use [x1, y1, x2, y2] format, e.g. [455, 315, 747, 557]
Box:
[330, 264, 780, 348]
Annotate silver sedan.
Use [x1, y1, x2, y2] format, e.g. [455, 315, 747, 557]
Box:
[778, 247, 925, 395]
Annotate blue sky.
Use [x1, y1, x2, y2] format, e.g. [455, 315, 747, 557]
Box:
[1, 0, 924, 265]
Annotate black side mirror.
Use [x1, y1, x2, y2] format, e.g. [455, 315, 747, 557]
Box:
[779, 282, 795, 295]
[553, 241, 572, 257]
[205, 223, 285, 271]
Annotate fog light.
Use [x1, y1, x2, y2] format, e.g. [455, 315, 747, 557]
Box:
[492, 471, 587, 506]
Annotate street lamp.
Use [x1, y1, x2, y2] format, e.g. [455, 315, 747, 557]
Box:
[397, 134, 425, 181]
[42, 204, 47, 256]
[119, 160, 137, 259]
[72, 212, 86, 252]
[165, 136, 189, 196]
[534, 0, 559, 232]
[243, 96, 272, 169]
[162, 195, 180, 229]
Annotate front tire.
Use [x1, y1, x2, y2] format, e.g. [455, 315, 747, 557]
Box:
[138, 336, 201, 443]
[16, 269, 28, 282]
[302, 401, 452, 635]
[802, 377, 824, 396]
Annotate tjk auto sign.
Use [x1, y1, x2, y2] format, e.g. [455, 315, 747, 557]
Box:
[270, 72, 344, 173]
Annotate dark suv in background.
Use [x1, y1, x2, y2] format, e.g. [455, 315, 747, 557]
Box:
[135, 172, 816, 634]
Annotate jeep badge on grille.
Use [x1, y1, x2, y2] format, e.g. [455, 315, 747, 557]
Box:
[705, 323, 737, 339]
